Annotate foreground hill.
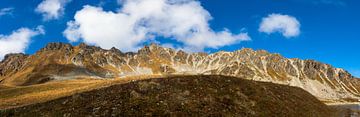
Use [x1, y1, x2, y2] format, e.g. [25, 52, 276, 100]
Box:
[1, 43, 359, 101]
[0, 75, 337, 117]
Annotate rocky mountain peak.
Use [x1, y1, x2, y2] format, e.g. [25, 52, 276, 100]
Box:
[137, 43, 177, 57]
[149, 43, 160, 48]
[40, 42, 73, 52]
[1, 53, 27, 62]
[77, 43, 102, 51]
[109, 47, 122, 54]
[0, 53, 28, 77]
[138, 45, 151, 55]
[78, 42, 88, 48]
[239, 48, 255, 53]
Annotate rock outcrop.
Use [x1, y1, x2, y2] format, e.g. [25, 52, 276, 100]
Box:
[0, 53, 28, 77]
[0, 42, 359, 100]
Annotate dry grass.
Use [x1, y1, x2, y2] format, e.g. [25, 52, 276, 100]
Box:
[0, 74, 163, 109]
[0, 75, 336, 117]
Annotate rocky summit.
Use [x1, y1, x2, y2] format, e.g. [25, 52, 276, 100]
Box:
[0, 42, 359, 101]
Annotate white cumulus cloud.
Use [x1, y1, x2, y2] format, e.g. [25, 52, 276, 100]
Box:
[0, 26, 45, 60]
[35, 0, 71, 20]
[259, 14, 300, 38]
[64, 0, 250, 52]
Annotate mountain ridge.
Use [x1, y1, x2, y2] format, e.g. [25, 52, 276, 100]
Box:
[1, 42, 359, 101]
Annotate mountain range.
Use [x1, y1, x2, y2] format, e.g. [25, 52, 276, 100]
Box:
[1, 42, 359, 101]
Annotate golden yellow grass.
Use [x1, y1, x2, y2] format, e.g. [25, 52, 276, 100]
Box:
[0, 74, 163, 109]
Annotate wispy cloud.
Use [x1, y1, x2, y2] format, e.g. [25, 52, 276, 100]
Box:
[0, 7, 14, 17]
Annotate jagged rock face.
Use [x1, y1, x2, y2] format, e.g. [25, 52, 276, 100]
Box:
[0, 42, 359, 100]
[0, 53, 28, 77]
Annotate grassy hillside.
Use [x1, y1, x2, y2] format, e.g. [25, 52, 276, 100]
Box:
[0, 75, 161, 109]
[0, 75, 338, 117]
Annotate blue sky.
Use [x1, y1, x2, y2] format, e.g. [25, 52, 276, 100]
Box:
[0, 0, 359, 77]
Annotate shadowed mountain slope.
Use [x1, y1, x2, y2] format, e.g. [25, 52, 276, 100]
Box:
[0, 75, 338, 117]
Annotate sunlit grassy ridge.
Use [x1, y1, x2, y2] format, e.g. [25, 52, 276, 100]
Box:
[0, 75, 163, 109]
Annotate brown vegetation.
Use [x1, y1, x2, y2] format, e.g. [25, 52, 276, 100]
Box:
[0, 75, 339, 117]
[0, 75, 162, 109]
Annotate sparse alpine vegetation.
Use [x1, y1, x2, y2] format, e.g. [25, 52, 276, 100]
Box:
[0, 75, 340, 117]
